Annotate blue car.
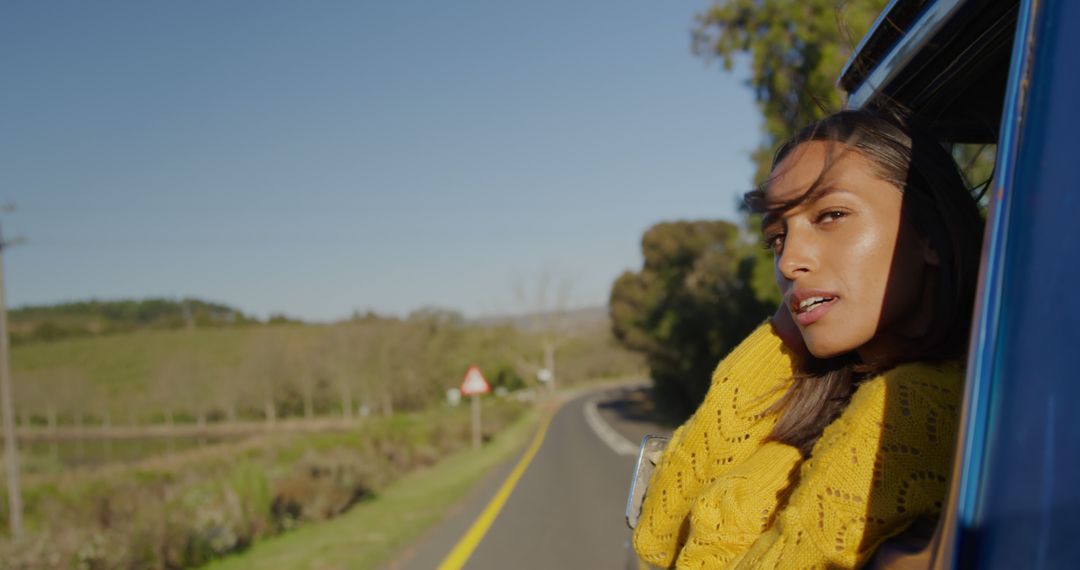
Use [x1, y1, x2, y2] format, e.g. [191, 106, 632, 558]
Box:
[842, 0, 1078, 566]
[629, 0, 1080, 567]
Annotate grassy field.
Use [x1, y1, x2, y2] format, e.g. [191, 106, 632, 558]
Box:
[13, 327, 250, 400]
[12, 325, 286, 422]
[202, 408, 542, 570]
[0, 400, 530, 569]
[2, 309, 642, 569]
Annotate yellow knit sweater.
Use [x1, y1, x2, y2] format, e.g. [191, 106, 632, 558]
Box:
[632, 323, 962, 569]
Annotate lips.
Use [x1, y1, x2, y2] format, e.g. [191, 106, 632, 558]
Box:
[788, 289, 839, 326]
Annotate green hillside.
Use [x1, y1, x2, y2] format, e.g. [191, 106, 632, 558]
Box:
[9, 298, 259, 346]
[11, 317, 644, 425]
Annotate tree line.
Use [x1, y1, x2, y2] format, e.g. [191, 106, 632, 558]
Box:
[12, 312, 642, 432]
[9, 298, 259, 345]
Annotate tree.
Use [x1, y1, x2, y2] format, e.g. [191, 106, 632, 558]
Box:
[321, 325, 360, 420]
[369, 316, 453, 414]
[609, 221, 769, 419]
[693, 0, 888, 184]
[407, 308, 470, 403]
[242, 328, 293, 424]
[281, 330, 320, 420]
[153, 356, 186, 427]
[205, 366, 233, 423]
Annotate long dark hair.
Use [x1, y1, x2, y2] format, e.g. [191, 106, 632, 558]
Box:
[745, 109, 984, 455]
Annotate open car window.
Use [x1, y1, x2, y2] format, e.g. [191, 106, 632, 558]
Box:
[844, 0, 1080, 567]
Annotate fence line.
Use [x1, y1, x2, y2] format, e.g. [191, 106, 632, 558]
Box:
[1, 416, 364, 441]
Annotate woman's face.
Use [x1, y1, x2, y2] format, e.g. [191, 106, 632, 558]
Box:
[763, 141, 937, 361]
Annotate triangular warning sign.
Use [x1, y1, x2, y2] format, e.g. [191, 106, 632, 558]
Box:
[460, 365, 491, 395]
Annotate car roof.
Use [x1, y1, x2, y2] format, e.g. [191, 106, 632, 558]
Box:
[840, 0, 1018, 143]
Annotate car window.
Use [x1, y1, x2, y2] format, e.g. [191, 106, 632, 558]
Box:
[948, 0, 1080, 566]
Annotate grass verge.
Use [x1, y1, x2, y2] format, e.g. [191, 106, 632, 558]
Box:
[201, 408, 541, 570]
[1, 400, 527, 569]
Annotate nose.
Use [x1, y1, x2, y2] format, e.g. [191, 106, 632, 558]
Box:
[777, 227, 815, 282]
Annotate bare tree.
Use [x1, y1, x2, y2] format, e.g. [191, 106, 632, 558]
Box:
[513, 271, 577, 391]
[211, 362, 242, 423]
[154, 355, 188, 428]
[327, 324, 378, 420]
[282, 330, 318, 420]
[242, 329, 289, 425]
[374, 326, 396, 417]
[11, 369, 50, 430]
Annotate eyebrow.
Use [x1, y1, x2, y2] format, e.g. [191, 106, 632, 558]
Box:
[760, 185, 855, 230]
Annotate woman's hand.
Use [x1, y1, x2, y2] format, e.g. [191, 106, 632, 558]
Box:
[772, 304, 809, 360]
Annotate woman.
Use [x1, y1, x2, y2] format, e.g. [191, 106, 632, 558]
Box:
[632, 109, 984, 569]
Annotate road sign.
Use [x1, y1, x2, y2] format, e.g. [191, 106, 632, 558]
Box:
[446, 388, 462, 407]
[461, 365, 491, 450]
[460, 365, 491, 396]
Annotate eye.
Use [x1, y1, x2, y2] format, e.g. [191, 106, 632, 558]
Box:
[762, 232, 785, 253]
[816, 209, 848, 224]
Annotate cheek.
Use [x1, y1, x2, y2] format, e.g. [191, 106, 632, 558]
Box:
[840, 222, 898, 307]
[880, 227, 930, 316]
[805, 221, 899, 357]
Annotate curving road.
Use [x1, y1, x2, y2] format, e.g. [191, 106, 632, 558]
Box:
[391, 383, 672, 570]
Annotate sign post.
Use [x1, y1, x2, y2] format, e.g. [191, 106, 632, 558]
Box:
[460, 365, 491, 449]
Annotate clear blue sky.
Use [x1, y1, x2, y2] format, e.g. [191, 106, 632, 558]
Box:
[1, 0, 760, 321]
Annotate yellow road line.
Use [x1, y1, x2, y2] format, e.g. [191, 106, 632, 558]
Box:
[436, 407, 558, 570]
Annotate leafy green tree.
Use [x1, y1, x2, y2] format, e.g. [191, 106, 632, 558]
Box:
[693, 0, 888, 184]
[10, 297, 256, 345]
[610, 221, 769, 419]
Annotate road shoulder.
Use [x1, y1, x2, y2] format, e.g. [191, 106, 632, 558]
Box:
[201, 408, 542, 570]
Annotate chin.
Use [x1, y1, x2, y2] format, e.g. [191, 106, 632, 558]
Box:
[802, 334, 859, 360]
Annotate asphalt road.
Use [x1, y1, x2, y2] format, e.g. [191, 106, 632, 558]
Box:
[391, 382, 672, 570]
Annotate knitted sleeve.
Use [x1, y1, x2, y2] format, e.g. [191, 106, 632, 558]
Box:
[632, 322, 797, 568]
[730, 362, 962, 569]
[675, 441, 803, 567]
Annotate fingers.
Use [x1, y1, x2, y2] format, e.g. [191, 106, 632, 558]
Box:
[647, 449, 664, 466]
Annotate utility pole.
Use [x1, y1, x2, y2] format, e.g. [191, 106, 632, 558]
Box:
[542, 340, 557, 392]
[513, 271, 574, 394]
[0, 204, 24, 539]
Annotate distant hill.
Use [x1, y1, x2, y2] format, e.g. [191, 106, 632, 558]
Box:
[469, 306, 610, 333]
[9, 298, 258, 345]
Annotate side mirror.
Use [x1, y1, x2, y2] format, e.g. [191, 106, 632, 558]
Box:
[625, 434, 670, 529]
